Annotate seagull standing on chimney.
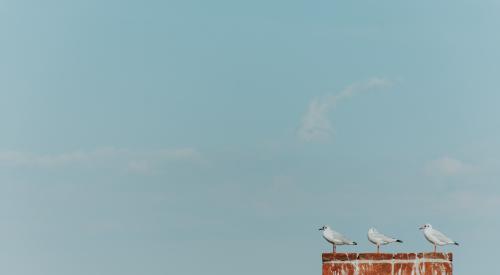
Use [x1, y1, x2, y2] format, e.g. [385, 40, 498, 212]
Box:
[367, 228, 403, 253]
[419, 224, 459, 253]
[319, 225, 357, 253]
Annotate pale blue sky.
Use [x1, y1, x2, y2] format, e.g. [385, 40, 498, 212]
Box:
[1, 0, 500, 274]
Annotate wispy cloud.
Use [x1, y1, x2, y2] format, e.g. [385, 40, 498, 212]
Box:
[424, 156, 475, 176]
[298, 77, 392, 142]
[0, 149, 115, 167]
[448, 190, 500, 212]
[0, 147, 202, 174]
[125, 148, 202, 175]
[155, 147, 202, 161]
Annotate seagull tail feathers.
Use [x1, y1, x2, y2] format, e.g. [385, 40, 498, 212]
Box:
[352, 241, 357, 245]
[454, 242, 459, 246]
[396, 239, 403, 243]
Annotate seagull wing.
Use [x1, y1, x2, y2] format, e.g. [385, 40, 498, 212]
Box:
[378, 232, 398, 243]
[332, 230, 355, 244]
[431, 229, 454, 244]
[370, 230, 397, 243]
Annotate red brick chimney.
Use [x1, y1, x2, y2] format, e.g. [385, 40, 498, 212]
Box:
[322, 252, 452, 275]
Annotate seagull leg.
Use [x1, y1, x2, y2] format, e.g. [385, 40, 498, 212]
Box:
[333, 244, 336, 253]
[434, 245, 436, 253]
[377, 245, 379, 254]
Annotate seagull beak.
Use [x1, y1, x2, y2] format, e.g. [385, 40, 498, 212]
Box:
[418, 225, 424, 230]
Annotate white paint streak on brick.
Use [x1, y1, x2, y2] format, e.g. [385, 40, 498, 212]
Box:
[324, 257, 452, 275]
[324, 259, 451, 265]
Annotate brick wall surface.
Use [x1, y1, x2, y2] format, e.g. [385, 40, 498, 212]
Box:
[322, 252, 452, 275]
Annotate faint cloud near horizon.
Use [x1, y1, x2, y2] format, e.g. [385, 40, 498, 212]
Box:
[424, 156, 476, 176]
[0, 147, 202, 175]
[297, 77, 392, 142]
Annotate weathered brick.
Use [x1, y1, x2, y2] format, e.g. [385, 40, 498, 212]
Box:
[322, 252, 453, 275]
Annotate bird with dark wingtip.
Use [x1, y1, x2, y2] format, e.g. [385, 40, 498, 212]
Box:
[367, 228, 403, 253]
[419, 223, 459, 252]
[319, 225, 357, 253]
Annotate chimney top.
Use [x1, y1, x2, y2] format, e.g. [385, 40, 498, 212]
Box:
[322, 252, 453, 275]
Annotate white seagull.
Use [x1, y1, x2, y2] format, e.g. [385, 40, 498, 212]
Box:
[319, 225, 357, 253]
[367, 228, 403, 253]
[419, 224, 459, 252]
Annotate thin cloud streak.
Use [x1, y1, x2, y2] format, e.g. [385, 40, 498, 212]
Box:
[424, 156, 475, 176]
[298, 77, 392, 142]
[0, 147, 202, 174]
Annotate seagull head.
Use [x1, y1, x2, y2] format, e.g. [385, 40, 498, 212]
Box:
[368, 227, 378, 233]
[318, 225, 328, 231]
[419, 223, 432, 230]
